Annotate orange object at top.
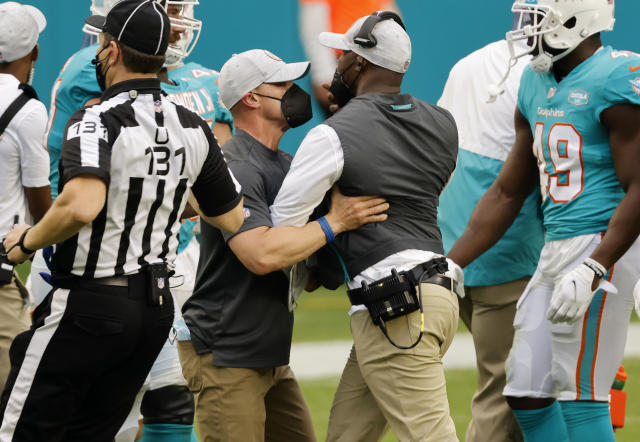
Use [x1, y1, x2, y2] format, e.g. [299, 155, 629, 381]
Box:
[616, 365, 628, 383]
[300, 0, 394, 33]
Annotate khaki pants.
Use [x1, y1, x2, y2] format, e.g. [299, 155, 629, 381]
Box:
[327, 283, 459, 442]
[0, 274, 30, 395]
[178, 340, 316, 442]
[457, 278, 529, 442]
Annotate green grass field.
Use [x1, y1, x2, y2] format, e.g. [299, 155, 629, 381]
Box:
[299, 358, 640, 441]
[16, 263, 640, 440]
[293, 287, 640, 441]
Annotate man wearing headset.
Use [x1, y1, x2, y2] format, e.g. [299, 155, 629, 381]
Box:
[271, 12, 462, 442]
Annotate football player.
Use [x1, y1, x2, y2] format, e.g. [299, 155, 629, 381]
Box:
[448, 1, 640, 441]
[27, 1, 231, 441]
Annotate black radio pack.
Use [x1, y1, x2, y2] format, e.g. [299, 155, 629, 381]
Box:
[347, 257, 451, 349]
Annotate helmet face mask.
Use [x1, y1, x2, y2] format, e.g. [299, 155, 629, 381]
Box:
[162, 0, 202, 68]
[83, 0, 122, 36]
[83, 0, 202, 67]
[506, 0, 615, 73]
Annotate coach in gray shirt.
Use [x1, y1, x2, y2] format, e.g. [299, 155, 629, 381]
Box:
[270, 12, 462, 442]
[179, 49, 388, 442]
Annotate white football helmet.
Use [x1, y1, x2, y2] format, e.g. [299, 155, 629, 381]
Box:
[161, 0, 202, 67]
[507, 0, 615, 73]
[83, 0, 122, 36]
[488, 0, 615, 103]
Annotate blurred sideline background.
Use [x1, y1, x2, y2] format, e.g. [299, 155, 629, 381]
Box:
[19, 1, 640, 440]
[27, 0, 640, 154]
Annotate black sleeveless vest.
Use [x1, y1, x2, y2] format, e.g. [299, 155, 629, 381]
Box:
[315, 93, 458, 289]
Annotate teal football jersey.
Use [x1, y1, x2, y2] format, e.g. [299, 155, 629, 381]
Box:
[163, 62, 233, 131]
[518, 46, 640, 241]
[46, 43, 102, 200]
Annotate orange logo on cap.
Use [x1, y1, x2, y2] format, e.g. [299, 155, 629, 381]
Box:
[264, 50, 282, 61]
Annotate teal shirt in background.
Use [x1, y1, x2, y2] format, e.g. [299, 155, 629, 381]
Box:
[438, 150, 544, 287]
[46, 43, 102, 200]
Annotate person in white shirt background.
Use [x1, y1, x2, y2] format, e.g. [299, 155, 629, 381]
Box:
[436, 12, 544, 442]
[0, 0, 50, 396]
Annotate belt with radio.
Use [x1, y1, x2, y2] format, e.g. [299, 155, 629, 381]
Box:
[347, 257, 457, 350]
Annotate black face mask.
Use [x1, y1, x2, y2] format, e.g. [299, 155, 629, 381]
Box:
[91, 46, 110, 91]
[329, 61, 360, 108]
[254, 84, 313, 128]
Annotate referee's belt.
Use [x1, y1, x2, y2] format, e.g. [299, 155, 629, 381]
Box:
[94, 274, 141, 287]
[346, 259, 458, 307]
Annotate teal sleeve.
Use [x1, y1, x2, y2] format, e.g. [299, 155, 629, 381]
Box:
[47, 45, 102, 198]
[596, 62, 640, 119]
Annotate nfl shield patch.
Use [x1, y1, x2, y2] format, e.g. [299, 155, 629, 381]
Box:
[568, 89, 589, 106]
[157, 277, 165, 289]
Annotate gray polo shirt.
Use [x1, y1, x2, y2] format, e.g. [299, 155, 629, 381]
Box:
[182, 130, 293, 368]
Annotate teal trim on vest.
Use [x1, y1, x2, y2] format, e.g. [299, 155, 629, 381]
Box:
[390, 103, 412, 111]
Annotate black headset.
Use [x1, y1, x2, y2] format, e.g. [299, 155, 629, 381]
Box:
[353, 11, 406, 48]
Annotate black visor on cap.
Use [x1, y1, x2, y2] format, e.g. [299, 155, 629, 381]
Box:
[86, 0, 170, 56]
[85, 14, 106, 30]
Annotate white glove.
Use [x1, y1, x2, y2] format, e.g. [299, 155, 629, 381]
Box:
[547, 263, 617, 324]
[445, 259, 466, 299]
[633, 280, 640, 319]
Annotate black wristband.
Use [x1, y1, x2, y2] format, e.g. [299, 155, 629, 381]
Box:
[583, 258, 606, 279]
[17, 228, 35, 255]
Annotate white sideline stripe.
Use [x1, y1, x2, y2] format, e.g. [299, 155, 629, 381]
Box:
[0, 289, 70, 441]
[290, 323, 640, 380]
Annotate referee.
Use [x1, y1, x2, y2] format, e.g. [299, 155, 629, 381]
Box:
[0, 1, 242, 440]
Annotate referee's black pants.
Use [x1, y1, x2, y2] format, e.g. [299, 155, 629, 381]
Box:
[0, 278, 174, 441]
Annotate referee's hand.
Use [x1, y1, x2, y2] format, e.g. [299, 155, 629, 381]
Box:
[3, 224, 35, 265]
[325, 186, 389, 235]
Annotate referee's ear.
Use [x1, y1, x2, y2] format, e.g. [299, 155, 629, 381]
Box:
[106, 40, 122, 68]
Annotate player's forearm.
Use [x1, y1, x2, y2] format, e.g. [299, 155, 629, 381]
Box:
[241, 223, 327, 275]
[447, 184, 526, 268]
[590, 184, 640, 270]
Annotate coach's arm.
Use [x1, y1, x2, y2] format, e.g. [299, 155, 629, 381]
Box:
[228, 187, 387, 276]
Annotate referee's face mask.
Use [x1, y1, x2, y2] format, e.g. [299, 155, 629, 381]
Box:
[92, 42, 114, 91]
[252, 83, 313, 128]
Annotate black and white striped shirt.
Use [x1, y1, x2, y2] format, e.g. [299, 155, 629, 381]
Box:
[51, 78, 241, 280]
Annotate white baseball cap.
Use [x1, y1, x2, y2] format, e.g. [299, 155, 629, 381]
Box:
[318, 14, 411, 74]
[219, 49, 310, 109]
[0, 2, 46, 63]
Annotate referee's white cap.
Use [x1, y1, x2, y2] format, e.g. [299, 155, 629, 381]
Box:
[0, 1, 46, 63]
[219, 49, 310, 110]
[319, 14, 411, 74]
